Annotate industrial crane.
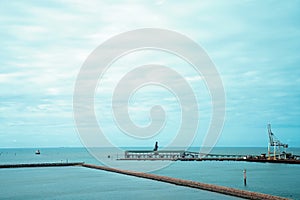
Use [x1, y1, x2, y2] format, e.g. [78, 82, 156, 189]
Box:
[267, 124, 288, 160]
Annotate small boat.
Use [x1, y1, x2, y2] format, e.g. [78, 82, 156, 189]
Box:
[35, 150, 40, 155]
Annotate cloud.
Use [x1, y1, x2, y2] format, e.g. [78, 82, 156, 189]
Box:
[0, 1, 300, 147]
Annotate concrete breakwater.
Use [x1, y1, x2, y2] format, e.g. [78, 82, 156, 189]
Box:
[0, 162, 84, 168]
[82, 163, 290, 200]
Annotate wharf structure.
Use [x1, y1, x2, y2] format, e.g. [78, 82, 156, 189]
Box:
[123, 150, 247, 160]
[121, 150, 300, 163]
[120, 124, 300, 164]
[124, 150, 199, 160]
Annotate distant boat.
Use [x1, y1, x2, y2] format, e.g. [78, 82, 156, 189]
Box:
[35, 150, 40, 155]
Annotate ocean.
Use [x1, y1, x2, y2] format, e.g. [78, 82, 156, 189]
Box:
[0, 147, 299, 199]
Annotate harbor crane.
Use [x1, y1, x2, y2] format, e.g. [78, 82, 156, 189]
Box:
[267, 124, 288, 160]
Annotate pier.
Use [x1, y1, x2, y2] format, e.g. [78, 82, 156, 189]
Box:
[119, 150, 300, 164]
[123, 150, 248, 160]
[119, 125, 300, 164]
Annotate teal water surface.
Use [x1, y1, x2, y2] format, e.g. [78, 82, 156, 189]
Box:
[0, 147, 299, 199]
[0, 167, 241, 200]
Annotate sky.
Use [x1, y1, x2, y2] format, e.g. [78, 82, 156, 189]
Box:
[0, 0, 300, 148]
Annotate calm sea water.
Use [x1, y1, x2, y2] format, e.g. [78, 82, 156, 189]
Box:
[0, 147, 299, 199]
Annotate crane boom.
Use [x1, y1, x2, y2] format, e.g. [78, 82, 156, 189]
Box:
[267, 124, 288, 160]
[268, 124, 288, 148]
[267, 124, 274, 145]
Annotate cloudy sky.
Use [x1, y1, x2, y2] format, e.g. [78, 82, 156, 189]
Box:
[1, 0, 300, 148]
